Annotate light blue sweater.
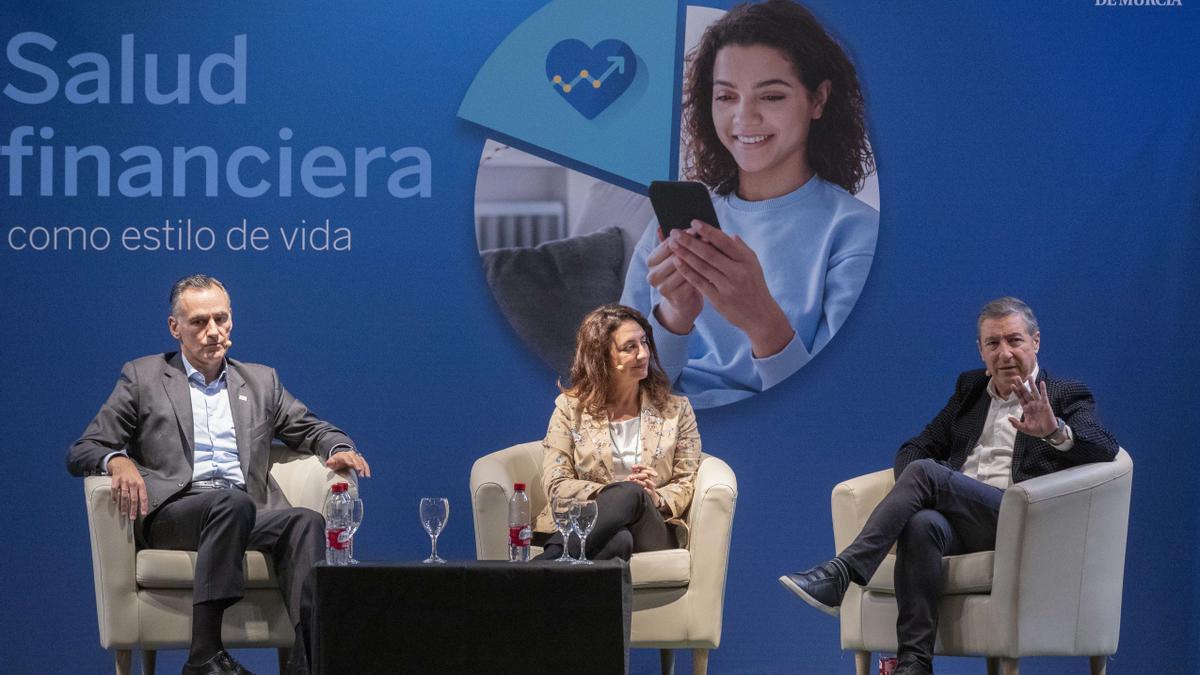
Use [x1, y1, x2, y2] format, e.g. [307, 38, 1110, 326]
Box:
[621, 177, 878, 408]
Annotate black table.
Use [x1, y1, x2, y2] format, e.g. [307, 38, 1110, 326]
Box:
[309, 560, 632, 674]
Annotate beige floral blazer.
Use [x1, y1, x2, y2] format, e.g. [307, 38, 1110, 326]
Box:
[534, 392, 702, 541]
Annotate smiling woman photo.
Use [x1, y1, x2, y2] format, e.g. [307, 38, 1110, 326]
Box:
[621, 0, 879, 408]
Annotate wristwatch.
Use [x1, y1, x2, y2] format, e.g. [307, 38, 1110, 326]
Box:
[1041, 417, 1068, 446]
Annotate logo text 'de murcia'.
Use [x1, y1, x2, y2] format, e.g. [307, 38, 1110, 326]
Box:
[1095, 0, 1182, 6]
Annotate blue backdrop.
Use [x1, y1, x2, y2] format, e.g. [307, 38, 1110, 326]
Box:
[2, 1, 1196, 673]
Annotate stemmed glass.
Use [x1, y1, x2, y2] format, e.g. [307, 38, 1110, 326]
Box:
[419, 497, 449, 563]
[571, 500, 598, 565]
[347, 497, 365, 564]
[550, 496, 576, 562]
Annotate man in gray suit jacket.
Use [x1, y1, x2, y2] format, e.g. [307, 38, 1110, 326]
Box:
[68, 274, 371, 675]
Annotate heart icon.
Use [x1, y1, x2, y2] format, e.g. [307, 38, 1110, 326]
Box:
[545, 39, 638, 120]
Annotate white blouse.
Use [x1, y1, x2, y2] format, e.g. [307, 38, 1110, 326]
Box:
[608, 416, 641, 481]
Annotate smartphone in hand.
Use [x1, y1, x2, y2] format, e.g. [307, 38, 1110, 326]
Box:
[649, 181, 721, 239]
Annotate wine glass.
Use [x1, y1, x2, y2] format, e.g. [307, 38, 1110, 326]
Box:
[419, 497, 449, 563]
[347, 497, 365, 564]
[550, 496, 576, 562]
[571, 500, 598, 565]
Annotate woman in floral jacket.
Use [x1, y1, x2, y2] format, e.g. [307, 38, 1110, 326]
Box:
[534, 304, 702, 561]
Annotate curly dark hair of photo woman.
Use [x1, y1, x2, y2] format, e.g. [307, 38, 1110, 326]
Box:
[561, 304, 672, 415]
[683, 0, 875, 196]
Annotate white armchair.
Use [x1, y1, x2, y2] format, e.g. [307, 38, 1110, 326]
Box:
[470, 442, 738, 675]
[832, 449, 1133, 675]
[82, 445, 354, 675]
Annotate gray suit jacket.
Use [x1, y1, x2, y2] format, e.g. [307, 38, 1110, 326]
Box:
[67, 352, 353, 522]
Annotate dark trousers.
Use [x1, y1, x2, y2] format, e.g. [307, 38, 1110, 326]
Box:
[535, 481, 676, 561]
[143, 486, 324, 667]
[838, 459, 1003, 670]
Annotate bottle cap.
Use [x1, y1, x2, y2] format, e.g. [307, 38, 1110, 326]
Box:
[331, 482, 349, 493]
[513, 482, 526, 491]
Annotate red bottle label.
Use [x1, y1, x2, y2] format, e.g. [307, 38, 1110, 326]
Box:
[509, 525, 531, 547]
[327, 527, 349, 550]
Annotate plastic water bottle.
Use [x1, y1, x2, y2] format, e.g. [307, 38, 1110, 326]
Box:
[324, 482, 353, 565]
[508, 482, 532, 562]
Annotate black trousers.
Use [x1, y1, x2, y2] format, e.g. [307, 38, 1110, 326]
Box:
[838, 459, 1003, 670]
[534, 481, 676, 561]
[143, 486, 324, 659]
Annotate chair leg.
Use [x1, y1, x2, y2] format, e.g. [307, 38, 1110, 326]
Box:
[987, 657, 1019, 674]
[278, 647, 291, 675]
[114, 650, 131, 675]
[691, 648, 709, 675]
[659, 648, 675, 675]
[1090, 655, 1108, 675]
[854, 651, 871, 675]
[141, 650, 156, 675]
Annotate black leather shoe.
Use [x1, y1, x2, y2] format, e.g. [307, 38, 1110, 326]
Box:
[778, 559, 851, 617]
[181, 649, 256, 675]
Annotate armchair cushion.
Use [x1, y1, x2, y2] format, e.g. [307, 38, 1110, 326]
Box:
[136, 550, 279, 589]
[629, 549, 691, 589]
[523, 546, 690, 588]
[863, 551, 994, 595]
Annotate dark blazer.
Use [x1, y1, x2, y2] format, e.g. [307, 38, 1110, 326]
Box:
[67, 352, 353, 521]
[894, 368, 1119, 484]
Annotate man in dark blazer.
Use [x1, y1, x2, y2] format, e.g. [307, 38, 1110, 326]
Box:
[779, 297, 1119, 675]
[68, 274, 371, 675]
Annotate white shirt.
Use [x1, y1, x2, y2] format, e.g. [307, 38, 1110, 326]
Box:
[961, 365, 1074, 489]
[609, 417, 641, 481]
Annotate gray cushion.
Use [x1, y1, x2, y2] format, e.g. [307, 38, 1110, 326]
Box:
[481, 227, 625, 376]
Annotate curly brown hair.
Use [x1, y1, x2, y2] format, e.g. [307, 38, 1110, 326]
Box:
[682, 0, 875, 196]
[560, 304, 672, 415]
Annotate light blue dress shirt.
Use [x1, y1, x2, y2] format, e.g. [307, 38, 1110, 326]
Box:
[181, 355, 246, 485]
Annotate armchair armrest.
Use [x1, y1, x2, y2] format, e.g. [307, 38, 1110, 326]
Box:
[269, 444, 358, 513]
[470, 466, 514, 561]
[470, 442, 543, 560]
[831, 469, 894, 553]
[84, 475, 139, 648]
[685, 454, 738, 555]
[989, 449, 1133, 656]
[681, 454, 738, 647]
